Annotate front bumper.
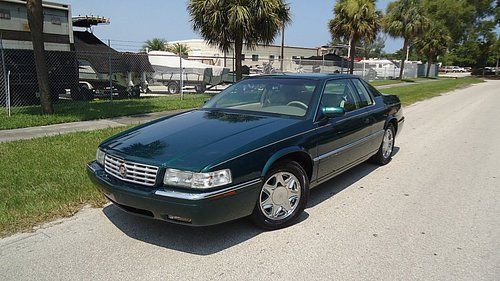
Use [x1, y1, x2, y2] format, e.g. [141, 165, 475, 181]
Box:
[87, 161, 261, 226]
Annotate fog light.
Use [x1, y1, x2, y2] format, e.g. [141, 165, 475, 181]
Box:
[167, 215, 192, 223]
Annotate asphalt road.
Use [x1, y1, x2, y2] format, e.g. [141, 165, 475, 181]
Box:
[1, 80, 499, 281]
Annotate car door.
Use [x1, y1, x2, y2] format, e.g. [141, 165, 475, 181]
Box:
[359, 79, 389, 151]
[350, 78, 383, 154]
[315, 79, 370, 181]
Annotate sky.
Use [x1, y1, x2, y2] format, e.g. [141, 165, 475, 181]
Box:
[62, 0, 403, 52]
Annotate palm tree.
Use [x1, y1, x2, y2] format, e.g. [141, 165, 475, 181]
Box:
[413, 23, 451, 77]
[187, 0, 291, 81]
[328, 0, 382, 74]
[142, 38, 167, 52]
[384, 0, 429, 80]
[26, 0, 53, 114]
[168, 43, 190, 57]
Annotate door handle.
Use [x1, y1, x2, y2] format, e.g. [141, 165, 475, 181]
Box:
[363, 117, 371, 125]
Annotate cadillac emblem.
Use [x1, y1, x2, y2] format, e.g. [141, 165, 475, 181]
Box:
[119, 164, 127, 177]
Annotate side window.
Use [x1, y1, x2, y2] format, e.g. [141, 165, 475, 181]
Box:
[321, 79, 360, 112]
[351, 79, 374, 107]
[0, 9, 10, 20]
[361, 79, 381, 97]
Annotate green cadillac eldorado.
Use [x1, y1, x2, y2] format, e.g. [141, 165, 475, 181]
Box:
[87, 73, 404, 229]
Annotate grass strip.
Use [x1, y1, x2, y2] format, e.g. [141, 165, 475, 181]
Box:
[0, 94, 209, 130]
[0, 127, 126, 236]
[382, 77, 483, 106]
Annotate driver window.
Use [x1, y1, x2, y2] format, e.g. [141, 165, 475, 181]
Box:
[321, 79, 360, 112]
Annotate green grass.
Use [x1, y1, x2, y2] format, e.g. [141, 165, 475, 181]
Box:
[0, 94, 210, 130]
[371, 79, 409, 86]
[371, 77, 435, 87]
[0, 126, 128, 237]
[382, 77, 483, 106]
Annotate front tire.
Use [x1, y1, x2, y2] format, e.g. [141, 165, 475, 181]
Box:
[371, 124, 395, 165]
[250, 161, 309, 230]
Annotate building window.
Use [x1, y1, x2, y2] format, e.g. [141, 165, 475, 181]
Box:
[252, 54, 259, 61]
[0, 9, 11, 20]
[51, 16, 62, 25]
[269, 55, 275, 61]
[241, 54, 245, 61]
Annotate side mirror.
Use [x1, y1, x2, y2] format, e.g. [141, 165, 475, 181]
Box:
[321, 106, 345, 118]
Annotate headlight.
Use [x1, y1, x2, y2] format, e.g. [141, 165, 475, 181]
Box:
[96, 148, 105, 166]
[164, 168, 232, 189]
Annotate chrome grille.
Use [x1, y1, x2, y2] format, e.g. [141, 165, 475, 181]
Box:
[104, 154, 158, 186]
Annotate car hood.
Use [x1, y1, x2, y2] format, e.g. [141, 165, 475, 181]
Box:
[101, 110, 302, 171]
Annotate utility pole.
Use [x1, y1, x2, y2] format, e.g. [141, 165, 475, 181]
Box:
[179, 53, 184, 100]
[496, 57, 499, 76]
[280, 24, 285, 72]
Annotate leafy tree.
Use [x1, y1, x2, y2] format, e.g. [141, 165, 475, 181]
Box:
[142, 38, 167, 52]
[413, 23, 452, 77]
[360, 34, 386, 58]
[422, 0, 475, 45]
[328, 0, 382, 74]
[168, 43, 190, 57]
[423, 0, 498, 69]
[187, 0, 291, 81]
[384, 0, 429, 80]
[26, 0, 53, 114]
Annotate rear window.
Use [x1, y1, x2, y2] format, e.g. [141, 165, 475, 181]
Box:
[362, 80, 381, 97]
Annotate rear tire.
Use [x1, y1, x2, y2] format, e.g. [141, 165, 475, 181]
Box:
[195, 84, 206, 94]
[167, 81, 180, 94]
[250, 161, 309, 230]
[370, 124, 395, 165]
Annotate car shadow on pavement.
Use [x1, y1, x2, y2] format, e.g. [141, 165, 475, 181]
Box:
[102, 204, 309, 256]
[103, 147, 399, 255]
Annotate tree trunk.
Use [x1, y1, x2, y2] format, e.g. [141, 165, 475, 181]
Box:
[26, 0, 53, 114]
[399, 38, 409, 80]
[234, 36, 243, 81]
[349, 36, 356, 74]
[426, 58, 432, 78]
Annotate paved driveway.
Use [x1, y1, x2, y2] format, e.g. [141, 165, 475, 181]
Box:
[1, 80, 499, 280]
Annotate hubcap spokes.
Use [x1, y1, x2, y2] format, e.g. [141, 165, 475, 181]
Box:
[260, 172, 301, 220]
[382, 129, 394, 158]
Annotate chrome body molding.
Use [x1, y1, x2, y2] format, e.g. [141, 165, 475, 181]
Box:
[313, 130, 384, 162]
[154, 178, 262, 200]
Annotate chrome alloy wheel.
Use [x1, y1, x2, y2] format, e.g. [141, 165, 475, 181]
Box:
[259, 172, 301, 220]
[382, 128, 394, 158]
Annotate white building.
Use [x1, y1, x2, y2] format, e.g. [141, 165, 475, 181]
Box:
[169, 39, 319, 72]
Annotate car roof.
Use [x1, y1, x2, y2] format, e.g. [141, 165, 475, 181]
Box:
[245, 73, 359, 81]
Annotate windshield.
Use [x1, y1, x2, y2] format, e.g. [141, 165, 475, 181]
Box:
[203, 78, 318, 117]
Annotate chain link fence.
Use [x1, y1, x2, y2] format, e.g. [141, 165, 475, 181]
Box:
[0, 37, 437, 119]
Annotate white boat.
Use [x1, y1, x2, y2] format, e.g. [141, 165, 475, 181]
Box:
[147, 51, 229, 93]
[359, 59, 400, 79]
